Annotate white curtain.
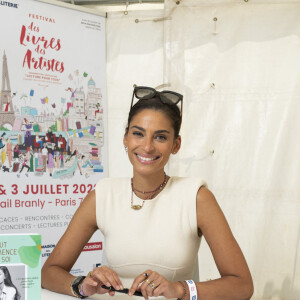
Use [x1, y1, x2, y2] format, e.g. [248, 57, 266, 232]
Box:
[106, 9, 165, 177]
[106, 1, 300, 299]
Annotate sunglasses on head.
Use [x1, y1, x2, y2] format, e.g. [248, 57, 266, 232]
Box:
[131, 86, 183, 117]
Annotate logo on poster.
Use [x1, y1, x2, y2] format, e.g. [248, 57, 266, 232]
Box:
[0, 1, 18, 8]
[19, 19, 64, 73]
[42, 244, 56, 257]
[82, 242, 102, 252]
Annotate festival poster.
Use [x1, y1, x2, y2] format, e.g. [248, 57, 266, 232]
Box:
[0, 0, 106, 274]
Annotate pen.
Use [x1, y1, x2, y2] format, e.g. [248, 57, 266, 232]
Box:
[101, 285, 143, 296]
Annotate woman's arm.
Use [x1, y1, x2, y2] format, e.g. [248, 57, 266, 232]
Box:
[41, 190, 98, 295]
[195, 186, 254, 300]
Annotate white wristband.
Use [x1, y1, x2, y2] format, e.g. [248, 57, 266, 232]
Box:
[185, 280, 197, 300]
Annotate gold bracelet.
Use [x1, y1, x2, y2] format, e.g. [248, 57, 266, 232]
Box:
[87, 271, 93, 277]
[177, 281, 187, 300]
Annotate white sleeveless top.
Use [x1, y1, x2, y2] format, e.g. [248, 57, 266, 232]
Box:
[92, 177, 206, 300]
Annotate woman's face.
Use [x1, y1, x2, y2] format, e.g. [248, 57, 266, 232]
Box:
[0, 269, 5, 284]
[124, 109, 181, 177]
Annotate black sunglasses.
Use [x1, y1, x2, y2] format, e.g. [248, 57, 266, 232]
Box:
[131, 86, 183, 117]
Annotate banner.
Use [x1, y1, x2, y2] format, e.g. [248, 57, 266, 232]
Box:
[0, 0, 106, 274]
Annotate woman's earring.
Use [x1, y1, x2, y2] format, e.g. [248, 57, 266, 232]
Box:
[124, 146, 128, 153]
[172, 151, 177, 154]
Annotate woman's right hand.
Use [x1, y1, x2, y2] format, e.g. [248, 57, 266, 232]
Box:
[81, 266, 124, 297]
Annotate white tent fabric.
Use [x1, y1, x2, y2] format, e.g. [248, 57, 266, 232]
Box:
[106, 1, 300, 299]
[106, 9, 165, 178]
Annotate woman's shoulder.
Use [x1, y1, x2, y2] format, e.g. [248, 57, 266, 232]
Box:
[164, 177, 208, 202]
[6, 285, 16, 290]
[4, 285, 16, 295]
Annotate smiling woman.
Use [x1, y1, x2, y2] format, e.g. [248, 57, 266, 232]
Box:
[124, 109, 181, 179]
[0, 266, 20, 300]
[41, 86, 254, 300]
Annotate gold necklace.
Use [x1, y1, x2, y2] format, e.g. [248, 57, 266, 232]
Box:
[131, 174, 168, 210]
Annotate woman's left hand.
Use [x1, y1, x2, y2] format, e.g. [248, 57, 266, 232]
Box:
[129, 270, 182, 300]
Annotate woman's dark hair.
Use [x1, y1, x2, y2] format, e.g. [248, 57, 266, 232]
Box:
[126, 97, 182, 138]
[0, 266, 21, 300]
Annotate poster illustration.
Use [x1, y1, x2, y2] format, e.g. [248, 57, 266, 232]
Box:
[0, 234, 42, 299]
[0, 0, 106, 273]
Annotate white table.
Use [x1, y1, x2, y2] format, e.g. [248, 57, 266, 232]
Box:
[41, 289, 168, 299]
[42, 289, 81, 299]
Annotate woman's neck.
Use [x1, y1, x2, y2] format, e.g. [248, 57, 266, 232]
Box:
[0, 281, 4, 290]
[132, 170, 169, 199]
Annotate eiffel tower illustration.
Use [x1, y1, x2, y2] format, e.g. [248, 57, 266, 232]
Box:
[0, 51, 15, 129]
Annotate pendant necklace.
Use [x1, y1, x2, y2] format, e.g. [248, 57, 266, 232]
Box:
[131, 173, 168, 210]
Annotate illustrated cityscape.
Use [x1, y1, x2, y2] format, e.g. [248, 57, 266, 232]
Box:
[0, 51, 104, 177]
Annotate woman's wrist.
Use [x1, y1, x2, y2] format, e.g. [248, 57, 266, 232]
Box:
[176, 281, 188, 300]
[79, 281, 88, 298]
[185, 280, 197, 300]
[70, 276, 87, 299]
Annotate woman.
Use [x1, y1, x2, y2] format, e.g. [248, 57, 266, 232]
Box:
[1, 148, 6, 165]
[26, 147, 34, 172]
[47, 148, 55, 176]
[73, 148, 83, 175]
[58, 134, 65, 151]
[0, 134, 4, 149]
[33, 148, 39, 170]
[19, 154, 30, 173]
[54, 147, 60, 169]
[42, 86, 253, 300]
[60, 150, 64, 168]
[24, 118, 32, 147]
[38, 148, 43, 167]
[35, 134, 44, 149]
[6, 139, 12, 168]
[13, 145, 20, 160]
[0, 266, 20, 300]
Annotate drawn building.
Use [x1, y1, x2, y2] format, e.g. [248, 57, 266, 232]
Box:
[43, 114, 56, 131]
[0, 51, 15, 129]
[73, 89, 85, 116]
[85, 78, 103, 125]
[68, 106, 86, 130]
